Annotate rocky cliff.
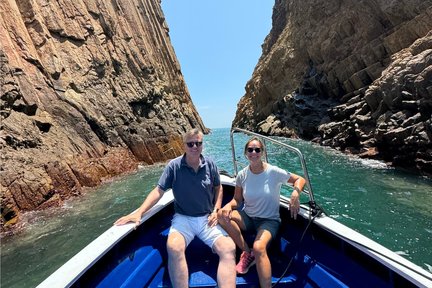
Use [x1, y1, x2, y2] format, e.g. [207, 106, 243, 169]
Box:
[233, 0, 432, 176]
[0, 0, 206, 233]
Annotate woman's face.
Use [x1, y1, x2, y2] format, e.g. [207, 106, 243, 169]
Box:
[245, 140, 263, 162]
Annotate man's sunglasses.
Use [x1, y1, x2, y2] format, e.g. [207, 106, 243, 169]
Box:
[186, 141, 203, 148]
[247, 147, 261, 153]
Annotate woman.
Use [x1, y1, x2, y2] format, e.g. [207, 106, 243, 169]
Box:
[218, 136, 306, 288]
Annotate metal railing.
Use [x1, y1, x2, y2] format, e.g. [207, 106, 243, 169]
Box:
[230, 127, 315, 204]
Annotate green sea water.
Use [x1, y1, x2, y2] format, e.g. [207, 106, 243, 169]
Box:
[1, 128, 431, 287]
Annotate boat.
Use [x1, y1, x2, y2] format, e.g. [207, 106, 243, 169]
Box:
[37, 128, 432, 288]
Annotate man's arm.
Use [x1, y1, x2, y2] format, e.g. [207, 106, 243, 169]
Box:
[208, 184, 223, 227]
[114, 186, 165, 227]
[213, 184, 223, 211]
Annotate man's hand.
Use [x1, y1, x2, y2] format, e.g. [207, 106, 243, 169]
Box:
[114, 211, 141, 228]
[207, 211, 218, 227]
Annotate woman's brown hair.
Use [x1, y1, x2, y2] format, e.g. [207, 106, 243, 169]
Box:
[243, 136, 266, 155]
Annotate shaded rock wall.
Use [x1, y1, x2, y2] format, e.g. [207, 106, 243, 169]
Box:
[0, 0, 206, 232]
[233, 0, 432, 175]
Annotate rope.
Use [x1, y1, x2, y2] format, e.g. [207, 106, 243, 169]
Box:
[272, 201, 324, 287]
[272, 201, 432, 286]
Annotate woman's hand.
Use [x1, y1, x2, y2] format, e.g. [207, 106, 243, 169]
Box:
[290, 190, 300, 219]
[218, 204, 233, 223]
[288, 174, 305, 220]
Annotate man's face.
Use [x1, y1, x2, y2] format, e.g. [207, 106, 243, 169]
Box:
[184, 134, 203, 156]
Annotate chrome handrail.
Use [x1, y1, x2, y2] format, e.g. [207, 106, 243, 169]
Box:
[230, 127, 315, 204]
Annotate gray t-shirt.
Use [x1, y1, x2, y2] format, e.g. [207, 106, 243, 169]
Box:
[236, 164, 290, 221]
[158, 154, 220, 216]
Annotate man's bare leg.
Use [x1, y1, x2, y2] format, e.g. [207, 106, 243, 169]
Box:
[167, 231, 188, 288]
[213, 236, 237, 287]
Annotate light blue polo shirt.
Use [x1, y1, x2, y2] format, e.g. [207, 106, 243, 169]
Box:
[158, 154, 220, 216]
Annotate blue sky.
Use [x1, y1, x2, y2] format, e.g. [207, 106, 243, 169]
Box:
[161, 1, 274, 129]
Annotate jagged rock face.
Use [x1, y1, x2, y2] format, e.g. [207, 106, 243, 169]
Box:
[233, 0, 432, 176]
[0, 0, 206, 232]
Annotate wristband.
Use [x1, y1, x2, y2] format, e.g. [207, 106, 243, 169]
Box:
[293, 186, 302, 193]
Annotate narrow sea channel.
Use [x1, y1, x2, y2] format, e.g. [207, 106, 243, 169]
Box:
[1, 128, 431, 287]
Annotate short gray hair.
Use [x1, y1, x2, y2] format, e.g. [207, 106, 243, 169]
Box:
[183, 128, 203, 142]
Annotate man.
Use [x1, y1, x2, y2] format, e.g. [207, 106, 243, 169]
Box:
[114, 128, 236, 288]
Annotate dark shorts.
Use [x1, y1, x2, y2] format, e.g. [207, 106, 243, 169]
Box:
[239, 209, 280, 240]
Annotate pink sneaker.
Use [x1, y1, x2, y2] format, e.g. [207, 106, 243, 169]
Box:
[236, 251, 255, 274]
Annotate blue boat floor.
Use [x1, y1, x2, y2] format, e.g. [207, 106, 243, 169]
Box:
[146, 244, 298, 287]
[142, 236, 348, 288]
[80, 215, 352, 287]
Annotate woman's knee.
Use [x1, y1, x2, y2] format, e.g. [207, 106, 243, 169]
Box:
[252, 240, 268, 256]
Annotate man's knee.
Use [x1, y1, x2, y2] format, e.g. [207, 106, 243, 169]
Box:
[215, 236, 236, 256]
[167, 232, 186, 256]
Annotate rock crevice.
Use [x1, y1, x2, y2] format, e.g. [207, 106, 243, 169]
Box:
[233, 0, 432, 176]
[0, 0, 206, 233]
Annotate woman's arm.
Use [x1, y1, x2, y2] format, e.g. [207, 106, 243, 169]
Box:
[287, 172, 306, 219]
[218, 185, 244, 221]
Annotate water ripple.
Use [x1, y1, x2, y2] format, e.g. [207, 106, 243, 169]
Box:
[1, 128, 431, 287]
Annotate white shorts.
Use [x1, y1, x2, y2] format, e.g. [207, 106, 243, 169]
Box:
[169, 213, 228, 249]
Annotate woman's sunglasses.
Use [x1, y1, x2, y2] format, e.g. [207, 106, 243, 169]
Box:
[186, 141, 203, 148]
[247, 147, 261, 153]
